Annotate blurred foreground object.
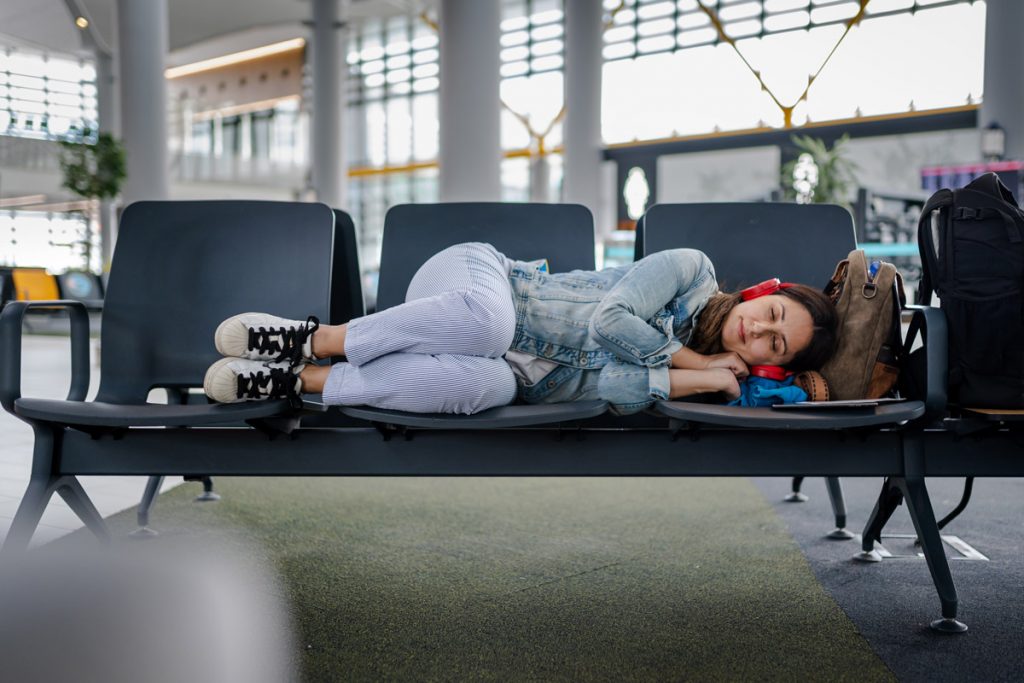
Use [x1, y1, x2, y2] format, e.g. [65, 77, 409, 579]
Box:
[0, 540, 296, 683]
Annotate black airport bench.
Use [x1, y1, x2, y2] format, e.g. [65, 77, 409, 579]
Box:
[1, 199, 1015, 634]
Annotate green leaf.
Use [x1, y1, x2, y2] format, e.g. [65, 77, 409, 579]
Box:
[57, 128, 127, 200]
[779, 133, 858, 208]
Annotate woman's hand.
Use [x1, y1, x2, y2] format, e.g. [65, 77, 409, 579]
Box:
[707, 367, 742, 401]
[668, 367, 742, 401]
[703, 352, 749, 379]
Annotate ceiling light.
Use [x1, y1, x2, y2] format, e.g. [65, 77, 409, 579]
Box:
[0, 194, 48, 209]
[165, 38, 306, 79]
[75, 16, 89, 29]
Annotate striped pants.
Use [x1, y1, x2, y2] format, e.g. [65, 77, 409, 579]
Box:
[321, 242, 519, 414]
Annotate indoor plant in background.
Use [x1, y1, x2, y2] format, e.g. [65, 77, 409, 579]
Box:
[58, 126, 126, 272]
[781, 133, 858, 208]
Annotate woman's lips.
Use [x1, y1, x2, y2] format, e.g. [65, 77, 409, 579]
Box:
[739, 319, 746, 344]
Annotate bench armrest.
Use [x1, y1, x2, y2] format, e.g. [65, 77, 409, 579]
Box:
[0, 300, 91, 414]
[903, 304, 947, 420]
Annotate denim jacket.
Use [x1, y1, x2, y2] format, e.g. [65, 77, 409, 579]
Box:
[507, 248, 719, 415]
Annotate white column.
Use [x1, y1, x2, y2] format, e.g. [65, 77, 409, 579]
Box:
[94, 51, 118, 270]
[439, 0, 501, 201]
[563, 0, 604, 231]
[311, 0, 347, 209]
[240, 113, 252, 160]
[981, 0, 1024, 160]
[95, 52, 118, 136]
[116, 0, 169, 203]
[529, 155, 550, 202]
[213, 114, 224, 156]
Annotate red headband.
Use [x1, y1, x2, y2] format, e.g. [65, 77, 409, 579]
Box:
[740, 278, 795, 301]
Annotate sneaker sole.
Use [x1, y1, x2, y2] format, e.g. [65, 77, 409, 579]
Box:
[214, 312, 266, 359]
[204, 357, 243, 403]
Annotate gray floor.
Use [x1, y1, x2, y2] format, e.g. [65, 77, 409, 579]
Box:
[0, 333, 178, 548]
[755, 476, 1024, 682]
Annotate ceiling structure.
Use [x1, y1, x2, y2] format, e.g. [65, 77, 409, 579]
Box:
[0, 0, 434, 58]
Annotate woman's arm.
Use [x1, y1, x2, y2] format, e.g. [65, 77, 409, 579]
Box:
[671, 346, 749, 378]
[589, 249, 717, 368]
[596, 361, 739, 415]
[669, 367, 741, 400]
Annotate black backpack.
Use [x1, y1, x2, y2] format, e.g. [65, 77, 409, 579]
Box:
[917, 172, 1024, 408]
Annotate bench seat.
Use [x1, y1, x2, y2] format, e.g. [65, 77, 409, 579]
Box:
[655, 400, 925, 429]
[14, 397, 297, 428]
[338, 401, 609, 429]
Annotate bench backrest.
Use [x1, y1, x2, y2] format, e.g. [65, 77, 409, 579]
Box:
[96, 201, 337, 404]
[331, 209, 365, 324]
[375, 203, 595, 310]
[638, 203, 856, 290]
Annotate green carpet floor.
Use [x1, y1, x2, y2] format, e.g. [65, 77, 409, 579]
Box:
[69, 477, 894, 682]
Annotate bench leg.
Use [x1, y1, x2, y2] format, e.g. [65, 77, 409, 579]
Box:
[55, 476, 111, 544]
[2, 475, 110, 555]
[897, 476, 967, 633]
[2, 426, 56, 554]
[1, 478, 57, 555]
[824, 477, 854, 540]
[131, 475, 165, 538]
[784, 476, 808, 502]
[854, 477, 903, 563]
[1, 427, 111, 556]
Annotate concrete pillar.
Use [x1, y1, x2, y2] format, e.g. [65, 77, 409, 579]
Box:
[311, 0, 347, 209]
[981, 0, 1024, 160]
[95, 52, 117, 136]
[563, 0, 604, 231]
[213, 114, 224, 156]
[116, 0, 169, 203]
[439, 0, 501, 201]
[94, 51, 118, 270]
[240, 113, 252, 160]
[529, 155, 550, 203]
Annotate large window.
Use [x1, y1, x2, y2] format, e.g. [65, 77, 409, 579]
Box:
[0, 46, 97, 140]
[0, 210, 96, 272]
[602, 0, 986, 142]
[346, 1, 569, 276]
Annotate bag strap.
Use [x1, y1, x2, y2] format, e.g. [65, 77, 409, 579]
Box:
[823, 258, 849, 303]
[917, 189, 953, 305]
[890, 270, 906, 364]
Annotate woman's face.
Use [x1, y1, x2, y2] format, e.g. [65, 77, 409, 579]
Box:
[720, 294, 813, 367]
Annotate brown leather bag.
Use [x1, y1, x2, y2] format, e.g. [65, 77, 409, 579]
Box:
[819, 250, 905, 400]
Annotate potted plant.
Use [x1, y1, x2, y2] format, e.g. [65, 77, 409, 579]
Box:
[781, 133, 858, 207]
[58, 127, 126, 270]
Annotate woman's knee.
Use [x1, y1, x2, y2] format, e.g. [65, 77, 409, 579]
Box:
[457, 360, 517, 413]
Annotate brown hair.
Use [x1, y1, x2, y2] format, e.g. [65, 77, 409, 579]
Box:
[690, 284, 838, 372]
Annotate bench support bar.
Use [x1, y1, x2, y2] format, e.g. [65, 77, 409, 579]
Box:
[1, 425, 111, 553]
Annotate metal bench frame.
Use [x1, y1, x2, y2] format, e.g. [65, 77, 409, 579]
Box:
[2, 200, 1015, 635]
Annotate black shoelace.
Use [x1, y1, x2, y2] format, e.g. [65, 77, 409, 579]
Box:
[236, 365, 300, 403]
[247, 316, 320, 363]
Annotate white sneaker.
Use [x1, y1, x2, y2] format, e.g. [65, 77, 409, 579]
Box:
[215, 313, 320, 363]
[204, 357, 306, 404]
